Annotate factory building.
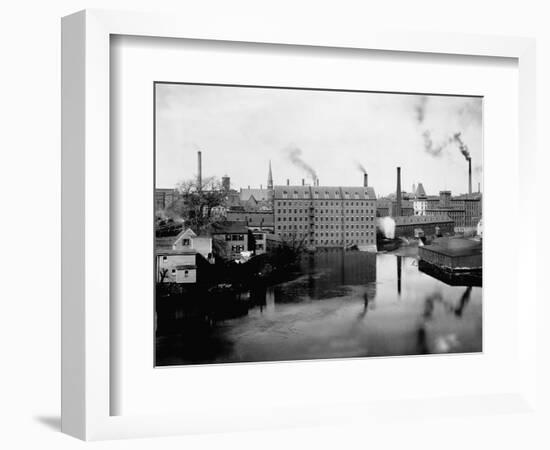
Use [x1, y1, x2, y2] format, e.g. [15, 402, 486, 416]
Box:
[272, 175, 377, 250]
[425, 190, 482, 230]
[155, 188, 179, 211]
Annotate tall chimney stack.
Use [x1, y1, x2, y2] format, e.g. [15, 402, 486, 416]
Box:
[363, 173, 368, 187]
[302, 178, 305, 186]
[468, 159, 472, 195]
[395, 167, 402, 217]
[468, 158, 472, 194]
[478, 182, 480, 193]
[197, 151, 202, 191]
[286, 179, 290, 186]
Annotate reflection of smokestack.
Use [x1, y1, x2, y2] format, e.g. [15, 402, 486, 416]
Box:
[395, 167, 402, 216]
[397, 255, 402, 296]
[468, 159, 472, 195]
[363, 173, 368, 187]
[197, 151, 202, 191]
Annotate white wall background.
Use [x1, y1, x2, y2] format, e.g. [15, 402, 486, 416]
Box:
[0, 1, 548, 449]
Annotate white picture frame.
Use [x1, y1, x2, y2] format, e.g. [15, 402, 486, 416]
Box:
[61, 9, 537, 441]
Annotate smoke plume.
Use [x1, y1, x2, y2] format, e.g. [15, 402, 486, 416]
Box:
[452, 132, 471, 161]
[355, 161, 367, 173]
[421, 131, 454, 157]
[414, 96, 475, 162]
[286, 145, 317, 181]
[378, 216, 396, 239]
[414, 96, 428, 125]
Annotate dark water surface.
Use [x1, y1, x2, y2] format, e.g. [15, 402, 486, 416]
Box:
[156, 250, 482, 365]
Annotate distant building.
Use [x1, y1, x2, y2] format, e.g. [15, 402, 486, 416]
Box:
[451, 194, 482, 228]
[391, 214, 455, 239]
[155, 188, 179, 211]
[376, 198, 413, 217]
[240, 187, 271, 203]
[412, 182, 427, 216]
[272, 181, 377, 250]
[424, 191, 482, 230]
[207, 221, 251, 260]
[226, 208, 274, 231]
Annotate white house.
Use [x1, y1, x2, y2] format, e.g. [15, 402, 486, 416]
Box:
[156, 250, 197, 283]
[172, 228, 214, 262]
[156, 228, 214, 284]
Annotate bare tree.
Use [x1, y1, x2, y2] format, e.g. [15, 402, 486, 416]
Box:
[165, 176, 227, 233]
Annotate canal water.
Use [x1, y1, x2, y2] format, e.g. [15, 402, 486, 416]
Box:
[155, 249, 482, 366]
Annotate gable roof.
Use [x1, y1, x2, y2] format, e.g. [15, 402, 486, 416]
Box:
[240, 188, 270, 202]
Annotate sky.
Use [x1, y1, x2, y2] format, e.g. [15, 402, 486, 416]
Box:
[155, 83, 483, 197]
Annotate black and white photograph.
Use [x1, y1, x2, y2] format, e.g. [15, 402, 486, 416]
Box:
[154, 83, 483, 366]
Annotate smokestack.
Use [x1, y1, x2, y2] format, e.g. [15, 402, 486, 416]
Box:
[302, 178, 305, 186]
[286, 179, 290, 186]
[478, 182, 480, 193]
[395, 167, 402, 216]
[468, 159, 472, 195]
[363, 173, 368, 187]
[197, 151, 202, 191]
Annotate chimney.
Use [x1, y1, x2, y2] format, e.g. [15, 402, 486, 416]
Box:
[478, 182, 480, 193]
[302, 179, 305, 186]
[316, 178, 320, 186]
[260, 184, 263, 189]
[468, 159, 472, 195]
[197, 151, 202, 191]
[286, 179, 290, 186]
[395, 167, 402, 216]
[363, 173, 368, 187]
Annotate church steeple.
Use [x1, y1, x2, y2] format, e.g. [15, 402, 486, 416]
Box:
[267, 160, 273, 190]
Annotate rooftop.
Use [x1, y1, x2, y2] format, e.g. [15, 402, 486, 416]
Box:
[207, 220, 249, 235]
[392, 214, 454, 225]
[240, 188, 270, 202]
[422, 237, 482, 257]
[273, 185, 376, 200]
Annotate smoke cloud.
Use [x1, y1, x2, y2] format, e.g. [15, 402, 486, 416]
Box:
[286, 145, 317, 181]
[414, 97, 473, 161]
[452, 132, 471, 161]
[377, 216, 396, 239]
[355, 161, 367, 173]
[414, 96, 428, 125]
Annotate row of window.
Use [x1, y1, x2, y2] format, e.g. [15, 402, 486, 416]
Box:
[278, 229, 374, 237]
[279, 191, 371, 200]
[276, 201, 373, 207]
[277, 216, 375, 223]
[231, 245, 245, 252]
[224, 234, 245, 241]
[278, 233, 374, 245]
[276, 208, 375, 215]
[277, 224, 375, 230]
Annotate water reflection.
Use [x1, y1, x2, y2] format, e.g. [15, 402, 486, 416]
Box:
[156, 250, 482, 365]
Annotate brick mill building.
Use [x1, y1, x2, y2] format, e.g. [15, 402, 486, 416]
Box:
[272, 177, 377, 250]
